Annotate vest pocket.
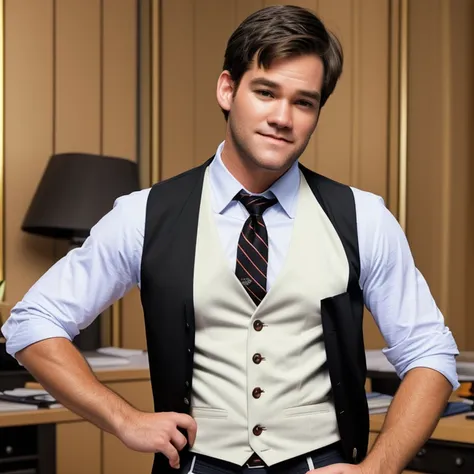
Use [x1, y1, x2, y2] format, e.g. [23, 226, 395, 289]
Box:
[191, 407, 228, 419]
[284, 403, 331, 418]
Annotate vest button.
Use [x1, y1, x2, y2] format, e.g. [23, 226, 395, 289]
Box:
[252, 387, 264, 399]
[253, 320, 263, 331]
[184, 397, 190, 405]
[252, 425, 264, 436]
[252, 353, 263, 364]
[352, 447, 358, 461]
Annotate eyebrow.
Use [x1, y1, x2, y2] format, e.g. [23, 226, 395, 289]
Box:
[249, 77, 321, 103]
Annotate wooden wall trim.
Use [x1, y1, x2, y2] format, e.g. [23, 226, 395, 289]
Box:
[387, 0, 400, 217]
[397, 0, 407, 230]
[0, 0, 4, 286]
[439, 0, 452, 314]
[151, 0, 160, 185]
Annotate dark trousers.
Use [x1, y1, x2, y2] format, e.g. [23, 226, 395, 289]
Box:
[179, 443, 345, 474]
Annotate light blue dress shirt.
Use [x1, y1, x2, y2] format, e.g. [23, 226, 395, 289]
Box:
[2, 141, 459, 389]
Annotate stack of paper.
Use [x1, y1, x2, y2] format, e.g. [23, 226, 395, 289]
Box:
[0, 388, 62, 411]
[366, 392, 393, 414]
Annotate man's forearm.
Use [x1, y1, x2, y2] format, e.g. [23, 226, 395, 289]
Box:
[361, 367, 452, 474]
[16, 337, 137, 436]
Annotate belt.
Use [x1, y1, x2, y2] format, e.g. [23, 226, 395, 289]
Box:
[189, 442, 343, 471]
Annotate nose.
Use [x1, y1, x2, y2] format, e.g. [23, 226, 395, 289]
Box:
[267, 100, 293, 130]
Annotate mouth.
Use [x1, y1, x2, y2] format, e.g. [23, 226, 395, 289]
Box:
[258, 133, 292, 144]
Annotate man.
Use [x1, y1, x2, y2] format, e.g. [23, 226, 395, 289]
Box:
[1, 5, 459, 474]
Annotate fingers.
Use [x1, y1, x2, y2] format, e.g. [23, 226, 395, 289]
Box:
[170, 429, 188, 451]
[173, 413, 198, 446]
[161, 442, 180, 470]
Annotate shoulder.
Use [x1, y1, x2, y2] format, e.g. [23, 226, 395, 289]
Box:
[349, 186, 401, 249]
[112, 188, 152, 224]
[350, 186, 386, 219]
[89, 188, 151, 242]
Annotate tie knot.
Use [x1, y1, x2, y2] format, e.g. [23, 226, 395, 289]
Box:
[234, 190, 278, 217]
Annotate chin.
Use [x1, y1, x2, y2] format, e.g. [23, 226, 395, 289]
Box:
[251, 156, 294, 173]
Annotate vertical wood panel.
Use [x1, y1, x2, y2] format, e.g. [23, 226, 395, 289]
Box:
[195, 0, 235, 163]
[102, 0, 137, 160]
[138, 0, 152, 188]
[55, 0, 101, 153]
[5, 0, 55, 302]
[388, 0, 401, 217]
[406, 0, 445, 310]
[314, 0, 353, 184]
[161, 0, 195, 179]
[56, 422, 101, 474]
[457, 0, 474, 349]
[356, 0, 389, 197]
[445, 0, 473, 348]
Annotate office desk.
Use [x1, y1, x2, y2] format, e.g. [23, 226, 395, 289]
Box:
[2, 359, 473, 474]
[370, 413, 474, 473]
[0, 355, 153, 474]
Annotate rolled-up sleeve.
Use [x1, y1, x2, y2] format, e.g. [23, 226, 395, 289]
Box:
[353, 188, 460, 390]
[1, 188, 150, 358]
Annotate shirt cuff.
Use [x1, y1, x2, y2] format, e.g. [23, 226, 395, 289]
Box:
[398, 354, 460, 391]
[3, 317, 72, 359]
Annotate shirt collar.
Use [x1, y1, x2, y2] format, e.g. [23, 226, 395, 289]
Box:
[209, 141, 299, 218]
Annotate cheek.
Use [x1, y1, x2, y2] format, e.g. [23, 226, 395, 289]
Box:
[294, 115, 318, 137]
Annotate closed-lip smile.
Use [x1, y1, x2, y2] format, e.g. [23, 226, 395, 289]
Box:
[259, 133, 291, 143]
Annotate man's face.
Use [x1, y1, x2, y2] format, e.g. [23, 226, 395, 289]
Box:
[219, 54, 324, 175]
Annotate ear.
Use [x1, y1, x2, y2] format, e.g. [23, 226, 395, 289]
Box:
[216, 70, 235, 113]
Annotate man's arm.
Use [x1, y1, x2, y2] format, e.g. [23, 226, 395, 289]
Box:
[360, 367, 451, 474]
[309, 190, 459, 474]
[16, 337, 196, 469]
[16, 337, 134, 435]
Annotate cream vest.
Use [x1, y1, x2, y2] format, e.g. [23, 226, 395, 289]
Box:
[190, 169, 349, 466]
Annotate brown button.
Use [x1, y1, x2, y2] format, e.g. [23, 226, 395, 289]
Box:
[252, 425, 264, 436]
[253, 320, 263, 331]
[252, 387, 264, 399]
[252, 353, 263, 364]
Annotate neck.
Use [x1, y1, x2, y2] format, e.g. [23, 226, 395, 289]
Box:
[220, 142, 289, 194]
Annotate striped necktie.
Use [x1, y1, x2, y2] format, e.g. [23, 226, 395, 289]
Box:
[234, 190, 278, 305]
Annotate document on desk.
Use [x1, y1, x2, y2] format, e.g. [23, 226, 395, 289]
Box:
[82, 350, 132, 368]
[0, 388, 62, 411]
[365, 350, 396, 372]
[0, 400, 38, 412]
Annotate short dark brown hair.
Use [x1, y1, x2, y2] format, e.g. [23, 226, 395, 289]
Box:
[221, 5, 343, 120]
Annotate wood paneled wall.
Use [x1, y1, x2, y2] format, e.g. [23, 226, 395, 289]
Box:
[4, 0, 137, 321]
[3, 0, 473, 352]
[407, 0, 474, 349]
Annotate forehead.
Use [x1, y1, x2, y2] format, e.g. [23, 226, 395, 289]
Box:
[242, 54, 324, 92]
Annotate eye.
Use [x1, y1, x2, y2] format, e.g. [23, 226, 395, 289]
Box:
[255, 89, 274, 98]
[296, 100, 315, 108]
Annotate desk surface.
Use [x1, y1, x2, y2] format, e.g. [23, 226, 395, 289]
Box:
[87, 353, 150, 382]
[0, 354, 151, 428]
[370, 412, 474, 445]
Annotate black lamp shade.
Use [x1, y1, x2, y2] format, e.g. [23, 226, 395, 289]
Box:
[22, 153, 140, 241]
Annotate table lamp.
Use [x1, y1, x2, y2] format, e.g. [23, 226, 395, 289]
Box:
[21, 152, 140, 350]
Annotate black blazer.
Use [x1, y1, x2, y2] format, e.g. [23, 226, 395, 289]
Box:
[140, 158, 368, 473]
